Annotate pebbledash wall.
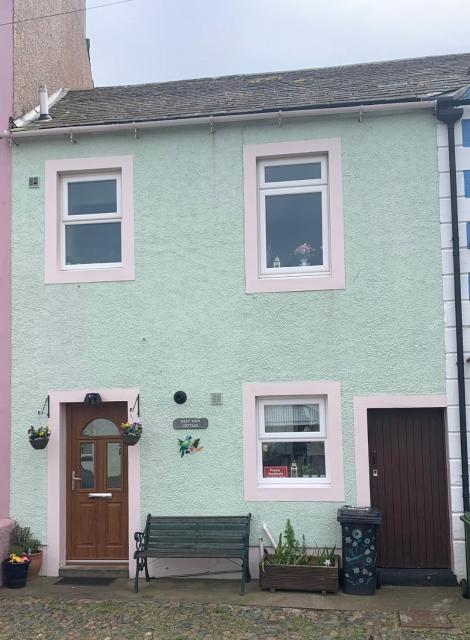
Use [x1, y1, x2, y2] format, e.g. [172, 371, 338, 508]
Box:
[10, 110, 446, 575]
[438, 107, 470, 578]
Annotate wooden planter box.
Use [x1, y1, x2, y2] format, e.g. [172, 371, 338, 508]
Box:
[259, 554, 340, 594]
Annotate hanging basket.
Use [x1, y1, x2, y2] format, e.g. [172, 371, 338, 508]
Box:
[29, 437, 49, 450]
[122, 433, 141, 446]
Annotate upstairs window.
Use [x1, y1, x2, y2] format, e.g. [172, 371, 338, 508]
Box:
[243, 139, 345, 293]
[62, 173, 122, 269]
[258, 156, 329, 275]
[45, 156, 134, 284]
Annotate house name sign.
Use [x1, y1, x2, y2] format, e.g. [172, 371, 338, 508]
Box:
[173, 418, 208, 430]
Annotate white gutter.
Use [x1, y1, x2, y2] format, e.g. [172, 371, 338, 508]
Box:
[1, 100, 434, 140]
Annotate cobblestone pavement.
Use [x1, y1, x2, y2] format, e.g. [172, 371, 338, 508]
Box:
[1, 597, 470, 640]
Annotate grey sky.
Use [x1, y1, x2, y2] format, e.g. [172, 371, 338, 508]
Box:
[87, 0, 470, 87]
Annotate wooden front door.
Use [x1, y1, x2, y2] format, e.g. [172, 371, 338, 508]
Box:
[368, 408, 450, 569]
[67, 402, 128, 560]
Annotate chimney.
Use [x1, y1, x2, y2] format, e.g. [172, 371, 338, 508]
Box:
[38, 85, 51, 120]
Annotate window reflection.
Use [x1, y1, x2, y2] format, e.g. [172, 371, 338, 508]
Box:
[80, 443, 95, 489]
[107, 442, 122, 489]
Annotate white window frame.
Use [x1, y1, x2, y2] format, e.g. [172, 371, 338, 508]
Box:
[259, 185, 330, 277]
[45, 156, 134, 284]
[243, 139, 345, 293]
[242, 381, 344, 502]
[257, 396, 329, 486]
[61, 172, 123, 271]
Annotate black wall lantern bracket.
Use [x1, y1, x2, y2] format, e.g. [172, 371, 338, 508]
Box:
[131, 393, 140, 417]
[38, 395, 50, 419]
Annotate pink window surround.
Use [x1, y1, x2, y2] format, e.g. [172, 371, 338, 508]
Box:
[45, 388, 140, 577]
[44, 156, 135, 284]
[0, 0, 13, 518]
[243, 381, 344, 501]
[353, 394, 447, 506]
[243, 138, 345, 293]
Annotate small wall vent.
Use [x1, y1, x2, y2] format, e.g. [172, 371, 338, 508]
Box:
[211, 393, 222, 405]
[29, 177, 39, 188]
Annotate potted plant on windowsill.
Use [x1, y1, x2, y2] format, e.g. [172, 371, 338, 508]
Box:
[2, 554, 30, 589]
[259, 520, 340, 594]
[294, 243, 315, 266]
[28, 423, 51, 450]
[120, 417, 142, 445]
[10, 524, 43, 580]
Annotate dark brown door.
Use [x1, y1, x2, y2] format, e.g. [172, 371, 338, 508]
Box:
[67, 402, 128, 560]
[368, 408, 450, 569]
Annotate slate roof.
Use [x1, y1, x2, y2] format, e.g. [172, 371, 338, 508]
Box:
[15, 52, 470, 130]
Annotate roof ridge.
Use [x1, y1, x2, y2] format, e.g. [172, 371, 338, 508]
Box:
[64, 51, 470, 94]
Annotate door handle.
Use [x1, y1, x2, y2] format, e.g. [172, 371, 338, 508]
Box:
[88, 493, 112, 499]
[72, 470, 81, 491]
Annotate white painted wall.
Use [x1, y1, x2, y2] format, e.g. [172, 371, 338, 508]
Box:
[438, 108, 470, 579]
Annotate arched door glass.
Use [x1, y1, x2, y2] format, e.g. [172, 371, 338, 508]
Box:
[81, 418, 120, 437]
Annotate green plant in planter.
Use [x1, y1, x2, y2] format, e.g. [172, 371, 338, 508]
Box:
[10, 524, 42, 555]
[261, 519, 336, 570]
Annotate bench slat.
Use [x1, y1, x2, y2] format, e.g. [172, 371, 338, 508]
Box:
[147, 531, 246, 539]
[148, 517, 249, 524]
[136, 549, 245, 558]
[145, 541, 245, 548]
[147, 524, 249, 528]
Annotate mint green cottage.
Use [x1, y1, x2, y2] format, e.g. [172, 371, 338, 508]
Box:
[7, 53, 470, 585]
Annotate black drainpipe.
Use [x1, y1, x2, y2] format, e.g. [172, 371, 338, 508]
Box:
[436, 98, 470, 513]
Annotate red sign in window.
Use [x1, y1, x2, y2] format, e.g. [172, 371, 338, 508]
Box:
[263, 465, 289, 478]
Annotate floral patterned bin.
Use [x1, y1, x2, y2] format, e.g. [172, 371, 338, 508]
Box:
[337, 506, 381, 595]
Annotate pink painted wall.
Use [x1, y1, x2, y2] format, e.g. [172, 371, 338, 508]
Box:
[0, 1, 13, 518]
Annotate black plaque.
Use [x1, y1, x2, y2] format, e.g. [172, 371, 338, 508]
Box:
[173, 418, 208, 430]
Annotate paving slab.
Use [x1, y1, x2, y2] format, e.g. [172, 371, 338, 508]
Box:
[1, 576, 469, 613]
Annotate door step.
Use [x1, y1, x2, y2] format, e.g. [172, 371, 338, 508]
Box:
[378, 568, 457, 587]
[59, 564, 128, 579]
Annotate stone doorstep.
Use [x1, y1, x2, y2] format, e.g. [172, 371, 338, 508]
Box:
[398, 610, 454, 629]
[58, 564, 129, 579]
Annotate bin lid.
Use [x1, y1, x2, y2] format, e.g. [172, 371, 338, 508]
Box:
[460, 513, 470, 525]
[337, 505, 382, 524]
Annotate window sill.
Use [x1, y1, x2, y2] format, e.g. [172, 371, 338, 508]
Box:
[246, 482, 345, 502]
[246, 271, 345, 293]
[45, 265, 134, 284]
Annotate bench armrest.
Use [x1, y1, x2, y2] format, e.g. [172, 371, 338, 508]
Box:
[134, 530, 145, 552]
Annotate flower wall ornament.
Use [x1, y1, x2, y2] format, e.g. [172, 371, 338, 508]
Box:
[177, 434, 204, 458]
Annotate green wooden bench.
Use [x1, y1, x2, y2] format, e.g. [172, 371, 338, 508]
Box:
[133, 514, 252, 594]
